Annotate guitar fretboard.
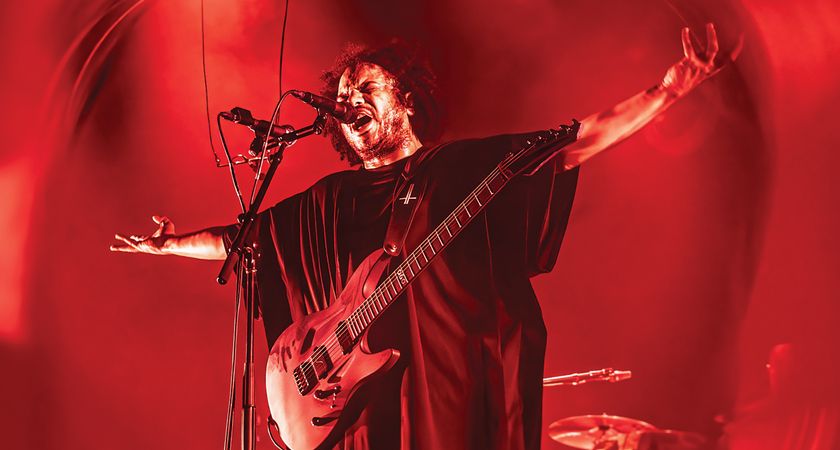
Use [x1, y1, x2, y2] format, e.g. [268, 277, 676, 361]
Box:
[343, 152, 517, 339]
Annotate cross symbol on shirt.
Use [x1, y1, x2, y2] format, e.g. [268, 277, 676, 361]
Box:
[398, 183, 417, 205]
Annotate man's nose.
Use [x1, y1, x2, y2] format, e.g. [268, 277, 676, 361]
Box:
[348, 89, 365, 106]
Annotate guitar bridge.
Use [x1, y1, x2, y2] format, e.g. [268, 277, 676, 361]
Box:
[293, 346, 333, 396]
[293, 361, 317, 396]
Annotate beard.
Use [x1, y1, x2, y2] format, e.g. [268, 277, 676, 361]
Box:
[345, 106, 413, 162]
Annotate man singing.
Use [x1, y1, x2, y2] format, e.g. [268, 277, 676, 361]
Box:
[112, 25, 729, 450]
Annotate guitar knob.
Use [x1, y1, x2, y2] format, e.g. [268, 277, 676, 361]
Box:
[314, 385, 341, 399]
[311, 415, 339, 426]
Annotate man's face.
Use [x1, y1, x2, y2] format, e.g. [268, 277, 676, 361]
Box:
[337, 63, 413, 162]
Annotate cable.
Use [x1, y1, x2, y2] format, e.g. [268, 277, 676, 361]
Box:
[248, 91, 293, 205]
[217, 113, 247, 214]
[200, 0, 221, 166]
[250, 0, 292, 205]
[278, 0, 290, 99]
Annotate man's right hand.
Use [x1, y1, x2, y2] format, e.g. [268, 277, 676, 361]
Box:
[111, 215, 176, 255]
[110, 216, 227, 260]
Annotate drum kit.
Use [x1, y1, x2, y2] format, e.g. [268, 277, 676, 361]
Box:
[543, 369, 708, 450]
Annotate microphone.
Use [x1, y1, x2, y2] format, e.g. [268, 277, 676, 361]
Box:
[289, 90, 358, 124]
[220, 107, 295, 140]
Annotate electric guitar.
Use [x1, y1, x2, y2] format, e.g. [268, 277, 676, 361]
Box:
[266, 121, 580, 450]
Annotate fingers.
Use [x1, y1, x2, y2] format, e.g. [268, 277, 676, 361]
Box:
[705, 23, 719, 62]
[111, 233, 141, 252]
[152, 215, 175, 235]
[681, 27, 696, 61]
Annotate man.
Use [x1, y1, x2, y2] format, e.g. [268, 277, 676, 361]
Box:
[112, 25, 729, 450]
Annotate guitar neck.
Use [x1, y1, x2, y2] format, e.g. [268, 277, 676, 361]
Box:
[343, 123, 579, 340]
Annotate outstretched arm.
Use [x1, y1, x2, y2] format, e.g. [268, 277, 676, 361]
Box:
[560, 23, 737, 171]
[110, 215, 227, 260]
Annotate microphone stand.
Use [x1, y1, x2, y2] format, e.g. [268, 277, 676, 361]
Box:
[217, 113, 327, 450]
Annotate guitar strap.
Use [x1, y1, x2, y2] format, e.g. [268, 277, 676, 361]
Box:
[382, 144, 439, 257]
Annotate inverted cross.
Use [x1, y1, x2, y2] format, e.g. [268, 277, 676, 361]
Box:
[398, 183, 417, 205]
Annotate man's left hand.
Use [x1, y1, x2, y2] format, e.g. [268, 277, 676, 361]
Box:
[661, 23, 741, 98]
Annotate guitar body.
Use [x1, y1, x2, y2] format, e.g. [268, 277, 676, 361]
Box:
[266, 250, 400, 450]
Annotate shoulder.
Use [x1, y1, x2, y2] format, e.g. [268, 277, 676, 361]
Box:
[308, 168, 360, 194]
[424, 131, 545, 165]
[265, 168, 359, 214]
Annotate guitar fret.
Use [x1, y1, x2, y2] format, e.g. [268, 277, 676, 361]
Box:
[473, 192, 482, 207]
[436, 232, 444, 246]
[384, 289, 393, 301]
[489, 174, 505, 193]
[486, 181, 495, 195]
[444, 223, 452, 237]
[454, 214, 462, 228]
[406, 264, 415, 277]
[464, 205, 472, 218]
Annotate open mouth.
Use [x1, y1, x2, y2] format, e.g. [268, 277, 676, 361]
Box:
[352, 114, 373, 132]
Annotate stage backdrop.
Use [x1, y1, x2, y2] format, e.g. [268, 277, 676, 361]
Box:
[1, 0, 838, 449]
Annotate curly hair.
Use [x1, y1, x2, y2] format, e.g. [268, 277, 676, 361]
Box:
[319, 40, 443, 166]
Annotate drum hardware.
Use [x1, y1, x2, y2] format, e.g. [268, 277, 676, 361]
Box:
[543, 368, 632, 387]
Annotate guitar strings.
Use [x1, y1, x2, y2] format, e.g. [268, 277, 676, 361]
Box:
[303, 157, 515, 369]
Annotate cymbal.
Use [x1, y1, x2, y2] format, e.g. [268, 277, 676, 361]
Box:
[548, 414, 656, 449]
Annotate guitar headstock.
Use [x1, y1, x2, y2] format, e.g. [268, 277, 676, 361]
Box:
[509, 119, 581, 177]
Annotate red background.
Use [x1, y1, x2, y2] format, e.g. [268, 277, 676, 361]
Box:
[1, 0, 838, 448]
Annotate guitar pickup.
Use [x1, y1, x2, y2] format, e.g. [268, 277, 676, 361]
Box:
[335, 321, 355, 354]
[310, 346, 333, 378]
